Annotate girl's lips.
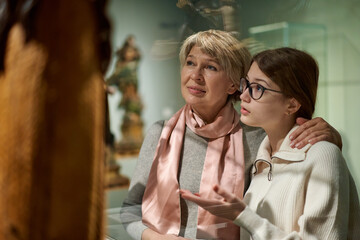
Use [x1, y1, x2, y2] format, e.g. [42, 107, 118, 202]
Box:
[188, 86, 206, 95]
[240, 106, 250, 115]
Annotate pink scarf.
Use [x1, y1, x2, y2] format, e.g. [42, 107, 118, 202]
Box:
[142, 101, 244, 239]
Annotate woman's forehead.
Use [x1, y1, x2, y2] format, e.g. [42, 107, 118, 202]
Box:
[188, 46, 218, 60]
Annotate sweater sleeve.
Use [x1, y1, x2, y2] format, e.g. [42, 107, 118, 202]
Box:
[234, 141, 359, 240]
[119, 121, 164, 240]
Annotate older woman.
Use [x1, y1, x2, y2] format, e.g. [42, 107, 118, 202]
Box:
[120, 31, 342, 240]
[181, 47, 360, 239]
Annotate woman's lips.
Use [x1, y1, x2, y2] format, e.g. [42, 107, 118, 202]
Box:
[188, 86, 206, 95]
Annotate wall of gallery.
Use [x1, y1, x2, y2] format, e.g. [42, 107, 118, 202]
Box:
[105, 0, 360, 194]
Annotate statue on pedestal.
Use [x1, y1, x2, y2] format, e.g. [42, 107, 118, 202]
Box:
[106, 35, 144, 155]
[104, 87, 130, 189]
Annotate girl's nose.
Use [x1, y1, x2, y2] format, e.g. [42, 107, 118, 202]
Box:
[240, 87, 251, 102]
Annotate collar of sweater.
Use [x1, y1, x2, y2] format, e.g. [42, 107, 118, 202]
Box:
[256, 125, 312, 163]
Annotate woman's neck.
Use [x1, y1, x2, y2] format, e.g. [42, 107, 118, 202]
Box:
[191, 101, 228, 124]
[192, 108, 214, 124]
[264, 119, 295, 156]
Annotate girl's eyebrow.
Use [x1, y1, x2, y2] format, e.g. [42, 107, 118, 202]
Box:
[247, 76, 272, 88]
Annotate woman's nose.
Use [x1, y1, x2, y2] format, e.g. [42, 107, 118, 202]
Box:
[191, 67, 203, 81]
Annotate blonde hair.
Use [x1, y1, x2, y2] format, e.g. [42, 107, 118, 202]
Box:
[179, 30, 251, 101]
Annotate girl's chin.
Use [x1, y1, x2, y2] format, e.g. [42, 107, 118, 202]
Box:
[240, 116, 257, 127]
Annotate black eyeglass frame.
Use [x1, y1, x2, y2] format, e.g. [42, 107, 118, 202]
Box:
[239, 77, 283, 100]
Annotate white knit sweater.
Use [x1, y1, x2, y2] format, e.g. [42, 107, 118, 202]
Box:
[234, 126, 360, 240]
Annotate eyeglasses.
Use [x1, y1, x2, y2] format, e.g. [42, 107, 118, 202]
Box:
[239, 77, 283, 100]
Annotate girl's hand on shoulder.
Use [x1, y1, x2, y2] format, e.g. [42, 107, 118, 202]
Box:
[289, 117, 342, 150]
[180, 185, 246, 221]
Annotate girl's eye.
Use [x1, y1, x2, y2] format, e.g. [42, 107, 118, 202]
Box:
[255, 84, 263, 92]
[206, 65, 217, 71]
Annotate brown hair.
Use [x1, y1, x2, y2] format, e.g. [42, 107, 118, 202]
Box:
[253, 47, 319, 119]
[179, 29, 251, 101]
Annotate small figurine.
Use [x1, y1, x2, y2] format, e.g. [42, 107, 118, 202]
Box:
[106, 35, 144, 155]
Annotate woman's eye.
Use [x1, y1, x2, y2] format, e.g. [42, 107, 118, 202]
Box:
[206, 65, 217, 71]
[186, 60, 194, 66]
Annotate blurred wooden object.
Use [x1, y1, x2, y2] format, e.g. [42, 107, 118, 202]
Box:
[0, 0, 110, 239]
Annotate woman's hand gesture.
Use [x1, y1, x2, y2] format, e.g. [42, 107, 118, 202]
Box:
[142, 228, 189, 240]
[180, 185, 246, 221]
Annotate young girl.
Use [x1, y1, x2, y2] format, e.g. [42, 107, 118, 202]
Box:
[180, 47, 360, 239]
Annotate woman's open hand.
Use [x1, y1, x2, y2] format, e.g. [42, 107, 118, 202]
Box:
[142, 228, 189, 240]
[180, 185, 246, 221]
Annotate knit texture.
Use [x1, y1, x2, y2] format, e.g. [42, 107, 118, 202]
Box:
[234, 127, 360, 240]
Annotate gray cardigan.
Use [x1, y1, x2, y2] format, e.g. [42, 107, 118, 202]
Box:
[120, 120, 266, 240]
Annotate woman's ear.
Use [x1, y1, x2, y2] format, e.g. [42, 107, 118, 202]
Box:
[286, 98, 301, 115]
[227, 83, 237, 95]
